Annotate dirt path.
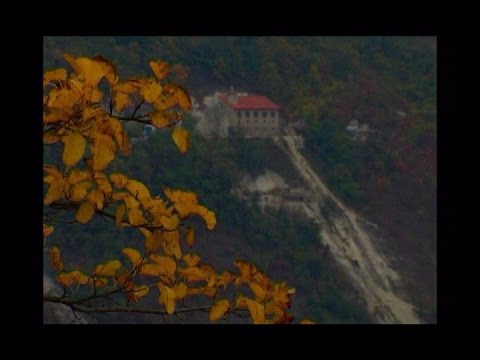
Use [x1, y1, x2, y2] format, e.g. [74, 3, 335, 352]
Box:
[275, 132, 421, 324]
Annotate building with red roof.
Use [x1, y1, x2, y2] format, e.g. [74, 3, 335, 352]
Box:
[204, 90, 282, 138]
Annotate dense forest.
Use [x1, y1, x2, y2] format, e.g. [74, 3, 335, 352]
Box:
[43, 36, 436, 323]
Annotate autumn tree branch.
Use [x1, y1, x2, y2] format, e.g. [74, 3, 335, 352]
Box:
[43, 296, 249, 319]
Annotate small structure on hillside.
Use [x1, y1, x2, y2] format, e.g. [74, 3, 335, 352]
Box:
[203, 89, 283, 138]
[346, 119, 371, 141]
[232, 170, 315, 215]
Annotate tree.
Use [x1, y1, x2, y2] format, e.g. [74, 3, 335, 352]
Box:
[43, 54, 313, 324]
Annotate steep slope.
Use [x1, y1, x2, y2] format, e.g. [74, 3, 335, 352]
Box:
[274, 129, 420, 324]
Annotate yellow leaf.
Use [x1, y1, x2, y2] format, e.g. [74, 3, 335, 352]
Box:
[129, 285, 149, 301]
[81, 106, 103, 122]
[175, 86, 192, 111]
[62, 132, 86, 166]
[86, 189, 105, 210]
[186, 286, 216, 298]
[44, 109, 68, 123]
[172, 126, 189, 154]
[139, 263, 163, 277]
[118, 193, 141, 211]
[115, 203, 126, 227]
[95, 260, 121, 276]
[89, 88, 103, 103]
[145, 230, 163, 253]
[194, 205, 216, 230]
[149, 254, 176, 279]
[128, 208, 146, 226]
[183, 254, 200, 267]
[114, 91, 131, 113]
[114, 81, 138, 94]
[148, 198, 172, 219]
[300, 319, 316, 324]
[77, 181, 94, 192]
[234, 260, 265, 286]
[43, 68, 67, 87]
[108, 117, 131, 155]
[210, 299, 230, 321]
[140, 78, 162, 103]
[252, 270, 272, 289]
[43, 224, 54, 237]
[92, 132, 116, 171]
[57, 273, 73, 287]
[43, 165, 63, 179]
[49, 246, 64, 272]
[64, 53, 106, 87]
[158, 284, 176, 314]
[92, 55, 118, 85]
[185, 226, 195, 247]
[173, 201, 197, 218]
[173, 283, 188, 299]
[44, 175, 55, 184]
[46, 87, 81, 111]
[44, 178, 68, 205]
[178, 267, 205, 282]
[122, 248, 142, 267]
[69, 270, 90, 285]
[246, 299, 265, 324]
[199, 264, 217, 287]
[68, 170, 91, 185]
[159, 214, 179, 231]
[272, 282, 293, 308]
[164, 187, 197, 205]
[153, 94, 178, 111]
[125, 180, 151, 209]
[151, 112, 171, 128]
[69, 184, 88, 201]
[162, 230, 182, 259]
[149, 60, 170, 80]
[43, 132, 60, 144]
[249, 282, 269, 303]
[93, 172, 112, 194]
[109, 173, 129, 188]
[215, 271, 236, 288]
[76, 202, 95, 224]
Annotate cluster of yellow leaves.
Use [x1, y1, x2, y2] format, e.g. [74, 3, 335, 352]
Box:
[48, 238, 303, 323]
[44, 54, 192, 174]
[43, 55, 309, 324]
[43, 165, 216, 234]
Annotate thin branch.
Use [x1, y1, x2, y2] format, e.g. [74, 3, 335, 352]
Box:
[116, 117, 152, 125]
[69, 304, 212, 316]
[131, 101, 145, 119]
[43, 295, 250, 319]
[44, 287, 122, 305]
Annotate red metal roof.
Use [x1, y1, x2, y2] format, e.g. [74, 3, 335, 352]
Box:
[219, 95, 280, 110]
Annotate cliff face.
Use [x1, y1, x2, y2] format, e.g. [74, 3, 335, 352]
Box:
[43, 274, 93, 324]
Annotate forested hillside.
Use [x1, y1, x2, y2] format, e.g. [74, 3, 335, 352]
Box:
[43, 36, 436, 323]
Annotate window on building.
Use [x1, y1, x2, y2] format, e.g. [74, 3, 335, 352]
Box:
[237, 111, 241, 118]
[254, 111, 258, 117]
[271, 111, 275, 117]
[246, 111, 250, 117]
[262, 111, 266, 117]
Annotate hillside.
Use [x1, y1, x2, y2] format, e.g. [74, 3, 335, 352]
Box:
[43, 36, 436, 323]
